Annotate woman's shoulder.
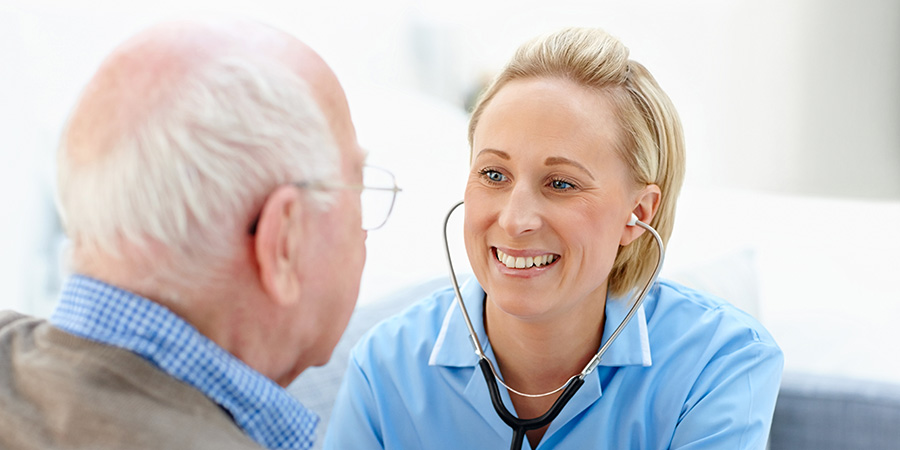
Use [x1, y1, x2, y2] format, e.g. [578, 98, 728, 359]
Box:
[647, 278, 779, 351]
[348, 279, 458, 365]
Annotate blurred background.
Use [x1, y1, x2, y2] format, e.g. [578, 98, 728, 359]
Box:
[1, 0, 899, 387]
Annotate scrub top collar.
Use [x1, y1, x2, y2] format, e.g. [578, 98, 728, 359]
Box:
[428, 275, 653, 370]
[428, 275, 489, 368]
[427, 276, 653, 446]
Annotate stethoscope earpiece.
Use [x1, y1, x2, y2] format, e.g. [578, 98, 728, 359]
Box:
[628, 213, 639, 226]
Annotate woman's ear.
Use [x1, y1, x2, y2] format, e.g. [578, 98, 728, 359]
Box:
[620, 184, 661, 246]
[254, 185, 307, 307]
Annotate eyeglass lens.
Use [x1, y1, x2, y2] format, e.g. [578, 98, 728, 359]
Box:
[361, 166, 397, 231]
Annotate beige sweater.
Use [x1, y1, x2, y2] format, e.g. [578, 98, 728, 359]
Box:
[0, 311, 262, 450]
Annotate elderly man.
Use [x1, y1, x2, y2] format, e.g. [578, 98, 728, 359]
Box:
[0, 19, 394, 450]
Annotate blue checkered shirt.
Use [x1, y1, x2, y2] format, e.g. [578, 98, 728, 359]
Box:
[50, 275, 319, 450]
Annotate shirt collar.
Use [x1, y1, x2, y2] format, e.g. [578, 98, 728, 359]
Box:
[428, 275, 487, 367]
[428, 276, 652, 369]
[50, 275, 318, 450]
[601, 289, 653, 367]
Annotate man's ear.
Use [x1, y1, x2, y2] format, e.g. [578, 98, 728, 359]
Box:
[620, 184, 661, 246]
[255, 186, 307, 307]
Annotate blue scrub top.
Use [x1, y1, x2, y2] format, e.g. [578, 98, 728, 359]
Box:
[324, 277, 783, 449]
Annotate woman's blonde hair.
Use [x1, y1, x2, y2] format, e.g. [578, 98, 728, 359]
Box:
[468, 27, 686, 298]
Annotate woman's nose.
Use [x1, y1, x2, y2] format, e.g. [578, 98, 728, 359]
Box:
[497, 185, 542, 236]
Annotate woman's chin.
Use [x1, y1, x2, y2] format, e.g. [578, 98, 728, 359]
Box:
[484, 291, 559, 322]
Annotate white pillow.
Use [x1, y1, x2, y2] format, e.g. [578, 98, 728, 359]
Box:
[663, 247, 760, 319]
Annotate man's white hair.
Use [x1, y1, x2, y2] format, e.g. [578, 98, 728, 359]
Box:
[57, 54, 339, 287]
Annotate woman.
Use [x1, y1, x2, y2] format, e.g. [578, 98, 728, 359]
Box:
[325, 27, 782, 449]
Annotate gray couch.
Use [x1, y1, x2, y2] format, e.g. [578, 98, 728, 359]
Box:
[769, 371, 900, 449]
[289, 278, 900, 449]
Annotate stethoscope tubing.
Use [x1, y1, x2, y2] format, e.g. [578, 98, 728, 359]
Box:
[442, 200, 666, 450]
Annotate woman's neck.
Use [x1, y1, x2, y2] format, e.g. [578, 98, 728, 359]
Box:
[483, 286, 607, 398]
[483, 285, 608, 448]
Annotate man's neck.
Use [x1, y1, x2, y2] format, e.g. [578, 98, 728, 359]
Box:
[76, 260, 287, 379]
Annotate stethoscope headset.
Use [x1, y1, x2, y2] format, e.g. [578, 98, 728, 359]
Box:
[441, 200, 665, 450]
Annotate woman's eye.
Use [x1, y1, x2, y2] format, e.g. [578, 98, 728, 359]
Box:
[551, 179, 574, 190]
[481, 170, 507, 183]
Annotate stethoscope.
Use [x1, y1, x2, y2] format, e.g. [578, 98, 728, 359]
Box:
[441, 201, 666, 450]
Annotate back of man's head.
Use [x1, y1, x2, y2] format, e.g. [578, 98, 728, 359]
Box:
[57, 20, 339, 294]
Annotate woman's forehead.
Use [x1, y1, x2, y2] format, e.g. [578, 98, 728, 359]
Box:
[472, 78, 624, 167]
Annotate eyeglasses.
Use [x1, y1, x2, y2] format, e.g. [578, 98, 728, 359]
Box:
[316, 164, 401, 231]
[248, 164, 401, 234]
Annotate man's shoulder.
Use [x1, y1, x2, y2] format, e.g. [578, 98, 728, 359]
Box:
[0, 310, 39, 332]
[0, 311, 263, 450]
[0, 310, 51, 362]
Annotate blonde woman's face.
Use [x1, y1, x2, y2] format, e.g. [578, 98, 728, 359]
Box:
[464, 77, 639, 322]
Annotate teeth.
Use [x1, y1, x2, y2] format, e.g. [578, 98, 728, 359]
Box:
[495, 249, 557, 269]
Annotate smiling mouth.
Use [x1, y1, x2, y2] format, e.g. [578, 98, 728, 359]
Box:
[494, 248, 559, 269]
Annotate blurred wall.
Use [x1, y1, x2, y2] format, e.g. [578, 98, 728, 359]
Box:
[408, 0, 900, 198]
[1, 0, 898, 314]
[707, 0, 900, 198]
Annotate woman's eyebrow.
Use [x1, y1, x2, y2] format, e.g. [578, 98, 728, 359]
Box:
[475, 148, 510, 160]
[545, 156, 595, 180]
